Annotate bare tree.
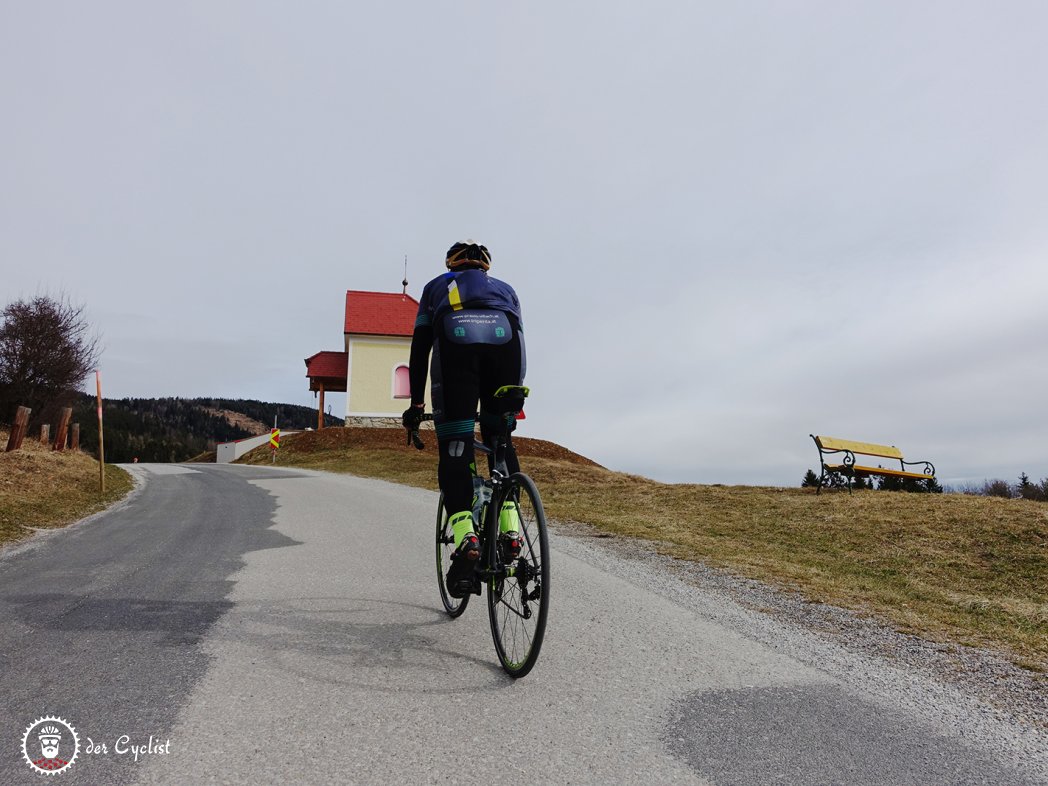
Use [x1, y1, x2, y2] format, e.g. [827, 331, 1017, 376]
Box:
[0, 295, 101, 425]
[982, 479, 1014, 499]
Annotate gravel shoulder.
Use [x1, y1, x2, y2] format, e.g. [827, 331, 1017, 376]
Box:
[550, 518, 1048, 780]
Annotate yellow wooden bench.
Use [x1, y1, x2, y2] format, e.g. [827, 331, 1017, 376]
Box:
[810, 435, 935, 493]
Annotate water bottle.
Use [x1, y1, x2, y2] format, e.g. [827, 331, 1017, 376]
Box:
[472, 476, 491, 525]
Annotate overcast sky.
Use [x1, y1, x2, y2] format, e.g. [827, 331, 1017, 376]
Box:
[3, 2, 1046, 487]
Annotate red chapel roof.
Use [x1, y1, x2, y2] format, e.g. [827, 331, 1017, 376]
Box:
[344, 290, 418, 337]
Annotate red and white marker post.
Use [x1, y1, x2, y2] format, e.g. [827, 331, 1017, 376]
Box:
[96, 370, 105, 493]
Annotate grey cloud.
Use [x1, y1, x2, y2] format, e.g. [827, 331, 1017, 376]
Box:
[4, 1, 1047, 487]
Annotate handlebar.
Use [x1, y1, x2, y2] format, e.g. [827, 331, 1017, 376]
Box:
[406, 403, 525, 451]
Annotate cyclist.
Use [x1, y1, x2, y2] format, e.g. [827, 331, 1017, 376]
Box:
[403, 240, 526, 597]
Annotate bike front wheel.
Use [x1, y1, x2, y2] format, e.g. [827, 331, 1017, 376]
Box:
[487, 473, 550, 678]
[436, 493, 469, 617]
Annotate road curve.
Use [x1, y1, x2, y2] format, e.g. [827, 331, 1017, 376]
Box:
[0, 464, 1044, 785]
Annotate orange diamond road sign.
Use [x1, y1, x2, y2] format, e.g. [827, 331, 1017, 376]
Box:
[270, 429, 280, 449]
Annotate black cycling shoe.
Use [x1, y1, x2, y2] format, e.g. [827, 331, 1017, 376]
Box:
[446, 534, 480, 598]
[447, 573, 482, 599]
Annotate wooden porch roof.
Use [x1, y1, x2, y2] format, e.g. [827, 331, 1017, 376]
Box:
[304, 351, 348, 392]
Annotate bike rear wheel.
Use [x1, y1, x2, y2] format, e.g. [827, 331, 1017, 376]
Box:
[487, 473, 550, 678]
[435, 493, 469, 617]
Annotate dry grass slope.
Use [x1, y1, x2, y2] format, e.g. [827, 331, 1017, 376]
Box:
[0, 429, 133, 547]
[240, 428, 1048, 671]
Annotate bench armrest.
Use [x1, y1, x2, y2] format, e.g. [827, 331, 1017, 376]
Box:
[811, 435, 855, 468]
[901, 459, 935, 477]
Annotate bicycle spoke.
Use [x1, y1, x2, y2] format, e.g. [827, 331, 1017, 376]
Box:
[500, 594, 531, 657]
[496, 589, 528, 620]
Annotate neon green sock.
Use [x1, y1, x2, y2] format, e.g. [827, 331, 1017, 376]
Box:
[449, 511, 475, 549]
[499, 501, 520, 534]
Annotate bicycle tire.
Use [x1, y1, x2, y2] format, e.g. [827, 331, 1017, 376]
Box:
[435, 493, 469, 617]
[487, 473, 550, 677]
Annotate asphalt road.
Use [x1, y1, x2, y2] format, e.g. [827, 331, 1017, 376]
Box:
[0, 463, 1044, 785]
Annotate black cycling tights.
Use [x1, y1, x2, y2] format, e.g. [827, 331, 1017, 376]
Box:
[431, 329, 525, 517]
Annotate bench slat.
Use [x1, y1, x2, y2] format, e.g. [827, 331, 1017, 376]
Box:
[824, 463, 933, 480]
[815, 435, 903, 461]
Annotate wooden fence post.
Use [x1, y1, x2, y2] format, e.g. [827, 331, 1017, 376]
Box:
[52, 407, 72, 452]
[71, 423, 80, 451]
[6, 406, 30, 452]
[40, 424, 50, 445]
[15, 407, 30, 449]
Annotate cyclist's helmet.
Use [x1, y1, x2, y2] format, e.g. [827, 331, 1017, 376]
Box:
[446, 240, 491, 271]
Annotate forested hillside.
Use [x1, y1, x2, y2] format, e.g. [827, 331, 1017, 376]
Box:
[69, 395, 343, 463]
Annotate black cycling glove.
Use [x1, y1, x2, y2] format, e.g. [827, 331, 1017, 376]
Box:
[402, 406, 423, 431]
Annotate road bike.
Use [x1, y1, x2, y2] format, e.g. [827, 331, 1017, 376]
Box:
[408, 387, 550, 678]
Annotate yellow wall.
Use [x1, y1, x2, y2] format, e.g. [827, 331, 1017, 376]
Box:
[347, 337, 428, 416]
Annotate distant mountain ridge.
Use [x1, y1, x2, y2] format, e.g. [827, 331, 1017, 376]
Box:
[70, 395, 343, 463]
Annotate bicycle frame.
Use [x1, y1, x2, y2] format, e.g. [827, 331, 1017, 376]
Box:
[472, 437, 514, 584]
[415, 395, 548, 676]
[422, 419, 531, 590]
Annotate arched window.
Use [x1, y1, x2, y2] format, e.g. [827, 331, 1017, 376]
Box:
[393, 364, 411, 399]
